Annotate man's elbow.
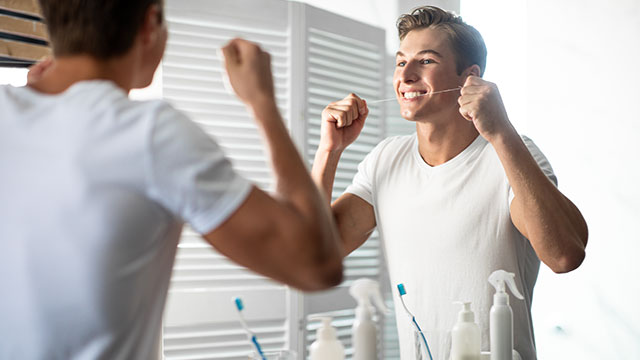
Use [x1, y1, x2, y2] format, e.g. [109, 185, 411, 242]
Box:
[550, 247, 585, 274]
[309, 257, 344, 291]
[288, 226, 344, 292]
[293, 255, 343, 292]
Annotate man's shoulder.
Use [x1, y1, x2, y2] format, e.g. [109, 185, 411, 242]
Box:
[71, 81, 186, 125]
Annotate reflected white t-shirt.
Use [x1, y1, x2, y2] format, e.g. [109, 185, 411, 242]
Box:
[0, 81, 252, 359]
[345, 134, 556, 360]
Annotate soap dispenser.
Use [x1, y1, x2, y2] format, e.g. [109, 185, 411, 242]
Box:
[309, 316, 345, 360]
[349, 278, 390, 360]
[451, 301, 481, 360]
[488, 270, 524, 360]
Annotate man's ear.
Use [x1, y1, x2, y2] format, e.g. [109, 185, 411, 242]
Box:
[463, 64, 482, 78]
[140, 4, 163, 48]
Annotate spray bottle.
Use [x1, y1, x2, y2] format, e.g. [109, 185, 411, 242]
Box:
[309, 316, 345, 360]
[488, 270, 524, 360]
[451, 301, 481, 360]
[349, 278, 390, 360]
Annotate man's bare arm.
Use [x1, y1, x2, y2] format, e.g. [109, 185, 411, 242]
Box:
[459, 76, 588, 273]
[311, 94, 377, 258]
[203, 39, 343, 291]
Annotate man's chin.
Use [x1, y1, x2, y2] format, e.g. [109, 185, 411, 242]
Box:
[400, 107, 420, 121]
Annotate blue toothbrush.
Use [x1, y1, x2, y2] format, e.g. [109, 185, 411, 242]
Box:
[397, 283, 433, 360]
[233, 297, 267, 360]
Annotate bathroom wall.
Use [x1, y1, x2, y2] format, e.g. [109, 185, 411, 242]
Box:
[462, 0, 640, 358]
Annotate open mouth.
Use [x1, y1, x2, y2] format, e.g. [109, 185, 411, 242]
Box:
[402, 90, 428, 99]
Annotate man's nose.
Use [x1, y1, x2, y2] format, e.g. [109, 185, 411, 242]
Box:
[399, 61, 420, 83]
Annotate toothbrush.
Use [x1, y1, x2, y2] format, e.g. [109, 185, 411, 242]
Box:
[233, 297, 267, 360]
[397, 283, 434, 360]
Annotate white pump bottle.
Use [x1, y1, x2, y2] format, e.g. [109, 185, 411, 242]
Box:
[451, 301, 481, 360]
[309, 316, 345, 360]
[488, 270, 524, 360]
[349, 278, 389, 360]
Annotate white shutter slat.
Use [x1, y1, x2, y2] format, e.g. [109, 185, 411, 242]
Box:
[164, 319, 287, 360]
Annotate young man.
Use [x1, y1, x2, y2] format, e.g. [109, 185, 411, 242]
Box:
[0, 0, 343, 358]
[312, 6, 588, 359]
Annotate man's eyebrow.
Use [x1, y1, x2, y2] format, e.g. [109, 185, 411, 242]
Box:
[396, 49, 443, 58]
[418, 49, 443, 57]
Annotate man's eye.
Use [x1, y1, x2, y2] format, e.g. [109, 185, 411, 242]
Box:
[420, 59, 435, 64]
[397, 61, 406, 67]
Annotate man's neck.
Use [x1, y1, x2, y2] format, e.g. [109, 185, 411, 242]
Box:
[414, 114, 480, 166]
[28, 54, 136, 95]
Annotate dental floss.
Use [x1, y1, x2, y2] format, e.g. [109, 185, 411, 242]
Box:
[367, 86, 462, 104]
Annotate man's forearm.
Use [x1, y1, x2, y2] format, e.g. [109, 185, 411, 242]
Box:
[248, 97, 341, 253]
[311, 148, 343, 203]
[492, 128, 588, 272]
[249, 98, 316, 196]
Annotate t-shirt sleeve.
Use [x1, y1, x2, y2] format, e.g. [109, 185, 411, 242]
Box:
[344, 139, 389, 205]
[509, 135, 558, 204]
[145, 104, 252, 234]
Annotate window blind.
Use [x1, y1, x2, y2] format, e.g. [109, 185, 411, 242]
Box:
[159, 1, 399, 359]
[298, 4, 397, 359]
[161, 0, 292, 358]
[0, 0, 50, 67]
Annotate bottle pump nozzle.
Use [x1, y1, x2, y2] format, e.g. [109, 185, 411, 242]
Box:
[454, 301, 475, 322]
[488, 270, 524, 305]
[349, 278, 390, 317]
[308, 315, 337, 341]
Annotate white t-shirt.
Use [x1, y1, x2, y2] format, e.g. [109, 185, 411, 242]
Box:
[0, 81, 252, 359]
[345, 134, 556, 360]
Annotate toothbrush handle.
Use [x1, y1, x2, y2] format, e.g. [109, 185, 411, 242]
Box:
[251, 335, 267, 360]
[412, 317, 433, 360]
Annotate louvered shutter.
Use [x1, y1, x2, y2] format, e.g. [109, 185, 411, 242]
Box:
[160, 1, 293, 359]
[157, 1, 399, 359]
[0, 0, 50, 67]
[297, 4, 392, 359]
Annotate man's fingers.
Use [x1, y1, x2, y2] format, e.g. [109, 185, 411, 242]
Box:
[322, 93, 368, 129]
[225, 38, 264, 63]
[464, 75, 482, 86]
[220, 41, 240, 67]
[358, 98, 367, 115]
[345, 93, 367, 115]
[325, 107, 357, 128]
[458, 104, 474, 122]
[457, 93, 480, 107]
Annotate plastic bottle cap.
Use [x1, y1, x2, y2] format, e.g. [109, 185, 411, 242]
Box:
[454, 301, 475, 322]
[488, 270, 524, 300]
[349, 278, 390, 316]
[309, 316, 338, 341]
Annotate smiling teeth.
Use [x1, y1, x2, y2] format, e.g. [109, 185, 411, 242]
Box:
[404, 92, 425, 99]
